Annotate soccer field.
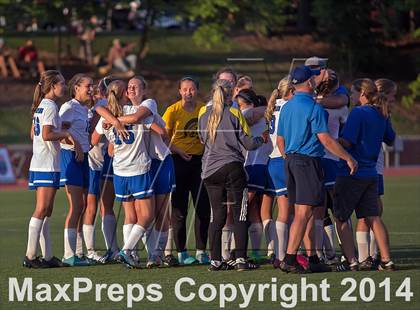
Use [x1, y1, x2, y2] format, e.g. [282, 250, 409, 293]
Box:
[0, 176, 419, 309]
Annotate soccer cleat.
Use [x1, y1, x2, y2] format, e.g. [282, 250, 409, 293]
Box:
[372, 257, 381, 270]
[272, 259, 282, 269]
[163, 254, 179, 267]
[297, 254, 309, 270]
[62, 255, 92, 267]
[378, 260, 396, 271]
[359, 257, 374, 271]
[235, 258, 259, 271]
[42, 256, 70, 268]
[309, 261, 332, 273]
[196, 252, 211, 265]
[131, 252, 141, 265]
[116, 250, 141, 269]
[99, 249, 119, 264]
[87, 251, 103, 263]
[226, 259, 237, 269]
[336, 260, 359, 272]
[146, 256, 161, 269]
[23, 256, 49, 269]
[323, 255, 340, 266]
[280, 260, 306, 274]
[208, 260, 230, 271]
[178, 251, 198, 265]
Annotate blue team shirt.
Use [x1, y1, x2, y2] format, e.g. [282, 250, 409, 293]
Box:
[337, 105, 395, 178]
[277, 92, 328, 157]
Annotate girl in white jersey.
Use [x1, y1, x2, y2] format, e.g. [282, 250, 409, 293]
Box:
[24, 70, 82, 268]
[117, 76, 175, 268]
[60, 74, 94, 266]
[82, 76, 119, 263]
[92, 80, 154, 269]
[261, 76, 293, 268]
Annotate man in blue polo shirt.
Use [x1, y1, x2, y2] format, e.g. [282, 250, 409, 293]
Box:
[277, 65, 357, 273]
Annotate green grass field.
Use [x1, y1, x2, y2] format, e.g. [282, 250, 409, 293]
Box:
[0, 176, 419, 309]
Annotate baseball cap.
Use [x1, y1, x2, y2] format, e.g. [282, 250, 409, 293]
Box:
[290, 65, 320, 85]
[305, 56, 327, 69]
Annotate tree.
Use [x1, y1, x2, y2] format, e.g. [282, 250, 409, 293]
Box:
[182, 0, 289, 49]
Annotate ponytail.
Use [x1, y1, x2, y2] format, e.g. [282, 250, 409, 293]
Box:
[372, 93, 390, 118]
[265, 76, 292, 123]
[352, 78, 390, 118]
[106, 80, 126, 117]
[207, 79, 232, 143]
[31, 70, 63, 116]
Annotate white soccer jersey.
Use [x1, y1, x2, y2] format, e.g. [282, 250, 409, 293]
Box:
[29, 99, 62, 172]
[139, 99, 171, 160]
[88, 99, 108, 171]
[243, 108, 271, 166]
[324, 106, 348, 161]
[268, 99, 287, 158]
[59, 99, 90, 152]
[95, 105, 152, 177]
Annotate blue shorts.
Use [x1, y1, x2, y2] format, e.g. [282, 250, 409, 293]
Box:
[150, 156, 176, 195]
[265, 157, 287, 197]
[60, 149, 89, 188]
[113, 172, 153, 201]
[377, 174, 384, 196]
[88, 169, 102, 195]
[28, 171, 60, 190]
[245, 164, 267, 193]
[321, 158, 338, 189]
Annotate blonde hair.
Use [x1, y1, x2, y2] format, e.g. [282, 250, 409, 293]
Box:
[31, 70, 63, 116]
[236, 75, 253, 90]
[352, 78, 389, 118]
[375, 78, 397, 96]
[207, 79, 232, 143]
[265, 76, 293, 123]
[106, 80, 126, 117]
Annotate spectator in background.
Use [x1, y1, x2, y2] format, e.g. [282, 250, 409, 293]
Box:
[0, 38, 20, 79]
[106, 39, 137, 76]
[18, 40, 45, 78]
[78, 16, 97, 65]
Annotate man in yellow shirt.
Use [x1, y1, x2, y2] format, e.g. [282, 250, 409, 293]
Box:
[162, 76, 210, 265]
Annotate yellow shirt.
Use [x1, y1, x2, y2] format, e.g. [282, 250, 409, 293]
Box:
[163, 100, 204, 155]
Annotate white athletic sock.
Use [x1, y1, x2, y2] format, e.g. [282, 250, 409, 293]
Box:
[157, 230, 168, 258]
[164, 227, 173, 256]
[123, 224, 134, 244]
[196, 249, 204, 256]
[123, 224, 146, 252]
[39, 217, 52, 260]
[83, 224, 95, 254]
[76, 231, 84, 256]
[26, 217, 43, 260]
[249, 222, 263, 253]
[102, 215, 118, 252]
[64, 228, 77, 259]
[369, 230, 378, 259]
[356, 231, 370, 262]
[275, 221, 288, 261]
[314, 220, 324, 259]
[262, 219, 274, 256]
[323, 224, 336, 258]
[221, 224, 233, 260]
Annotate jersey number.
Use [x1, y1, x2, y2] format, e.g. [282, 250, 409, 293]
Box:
[33, 117, 40, 136]
[269, 115, 276, 135]
[114, 125, 135, 145]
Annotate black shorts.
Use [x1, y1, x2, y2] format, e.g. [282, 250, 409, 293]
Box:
[333, 176, 379, 221]
[285, 154, 325, 207]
